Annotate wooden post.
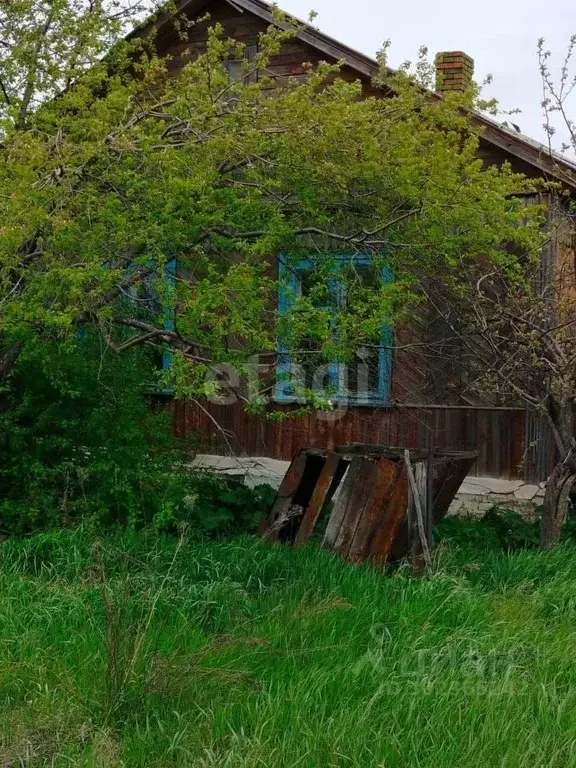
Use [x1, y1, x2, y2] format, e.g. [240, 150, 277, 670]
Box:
[404, 450, 432, 571]
[426, 439, 435, 549]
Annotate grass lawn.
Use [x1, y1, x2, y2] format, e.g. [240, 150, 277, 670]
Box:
[2, 525, 576, 766]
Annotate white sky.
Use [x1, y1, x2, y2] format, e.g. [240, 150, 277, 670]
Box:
[278, 0, 576, 155]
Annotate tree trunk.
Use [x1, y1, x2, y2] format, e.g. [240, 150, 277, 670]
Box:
[0, 342, 23, 419]
[539, 398, 576, 548]
[540, 452, 576, 548]
[0, 342, 22, 385]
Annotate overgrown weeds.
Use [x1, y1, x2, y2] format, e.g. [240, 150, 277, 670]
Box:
[96, 530, 188, 725]
[0, 335, 274, 537]
[2, 525, 576, 766]
[434, 503, 576, 552]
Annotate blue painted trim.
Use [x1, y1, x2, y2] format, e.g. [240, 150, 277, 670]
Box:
[123, 257, 177, 373]
[275, 254, 393, 405]
[274, 253, 292, 401]
[162, 258, 177, 371]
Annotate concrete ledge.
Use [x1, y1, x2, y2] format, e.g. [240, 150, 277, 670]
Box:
[449, 476, 545, 517]
[191, 455, 545, 515]
[191, 455, 289, 489]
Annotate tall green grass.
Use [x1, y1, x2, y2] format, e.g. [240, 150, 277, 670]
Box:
[2, 527, 576, 766]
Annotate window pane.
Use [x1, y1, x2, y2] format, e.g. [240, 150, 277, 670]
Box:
[343, 263, 380, 290]
[291, 338, 334, 394]
[226, 60, 244, 83]
[298, 268, 331, 308]
[345, 345, 381, 398]
[277, 257, 390, 404]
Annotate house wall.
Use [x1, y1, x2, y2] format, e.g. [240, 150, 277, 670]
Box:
[158, 0, 339, 81]
[153, 0, 569, 483]
[168, 399, 557, 483]
[556, 214, 576, 317]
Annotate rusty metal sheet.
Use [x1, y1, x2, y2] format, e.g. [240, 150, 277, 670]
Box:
[369, 465, 409, 566]
[347, 458, 403, 562]
[294, 451, 342, 548]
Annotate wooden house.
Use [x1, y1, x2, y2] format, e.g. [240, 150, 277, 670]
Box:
[138, 0, 576, 483]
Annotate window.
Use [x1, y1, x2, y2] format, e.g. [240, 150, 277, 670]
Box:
[125, 258, 177, 372]
[225, 59, 245, 84]
[275, 254, 392, 405]
[224, 45, 258, 86]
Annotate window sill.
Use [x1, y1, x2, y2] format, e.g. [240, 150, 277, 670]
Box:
[272, 394, 389, 408]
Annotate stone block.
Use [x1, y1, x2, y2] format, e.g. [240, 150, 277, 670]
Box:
[514, 485, 540, 501]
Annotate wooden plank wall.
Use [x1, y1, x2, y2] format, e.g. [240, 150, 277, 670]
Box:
[159, 0, 389, 96]
[169, 399, 555, 483]
[159, 0, 328, 79]
[556, 207, 576, 318]
[152, 1, 564, 486]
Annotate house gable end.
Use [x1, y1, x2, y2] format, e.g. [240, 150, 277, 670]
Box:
[138, 0, 576, 190]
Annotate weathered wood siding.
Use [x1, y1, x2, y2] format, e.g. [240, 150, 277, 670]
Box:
[152, 1, 569, 483]
[556, 212, 576, 318]
[159, 0, 350, 83]
[169, 399, 556, 482]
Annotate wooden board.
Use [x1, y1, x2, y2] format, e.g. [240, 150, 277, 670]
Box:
[432, 454, 478, 523]
[347, 458, 403, 562]
[261, 449, 308, 542]
[322, 458, 365, 550]
[333, 458, 377, 559]
[294, 451, 342, 548]
[369, 465, 409, 565]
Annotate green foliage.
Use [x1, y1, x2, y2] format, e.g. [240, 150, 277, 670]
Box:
[435, 506, 540, 551]
[0, 3, 545, 406]
[435, 512, 503, 551]
[435, 504, 576, 553]
[3, 527, 576, 765]
[151, 473, 276, 537]
[0, 335, 273, 535]
[482, 506, 541, 550]
[0, 335, 176, 532]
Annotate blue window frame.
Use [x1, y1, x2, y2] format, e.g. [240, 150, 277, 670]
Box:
[126, 257, 177, 372]
[275, 254, 392, 405]
[162, 258, 177, 371]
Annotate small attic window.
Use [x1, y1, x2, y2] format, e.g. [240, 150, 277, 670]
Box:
[225, 45, 258, 84]
[225, 59, 244, 83]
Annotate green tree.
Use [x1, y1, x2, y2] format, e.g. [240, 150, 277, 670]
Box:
[0, 332, 274, 534]
[0, 2, 543, 405]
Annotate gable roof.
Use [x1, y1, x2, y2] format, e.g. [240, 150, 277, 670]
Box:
[131, 0, 576, 189]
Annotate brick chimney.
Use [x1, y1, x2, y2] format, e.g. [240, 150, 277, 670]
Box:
[435, 51, 474, 93]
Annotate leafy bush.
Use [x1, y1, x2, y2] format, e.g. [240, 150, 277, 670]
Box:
[0, 336, 273, 536]
[484, 506, 541, 549]
[434, 514, 502, 551]
[435, 506, 540, 552]
[151, 473, 276, 537]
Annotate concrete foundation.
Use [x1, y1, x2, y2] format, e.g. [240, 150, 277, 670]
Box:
[191, 455, 546, 516]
